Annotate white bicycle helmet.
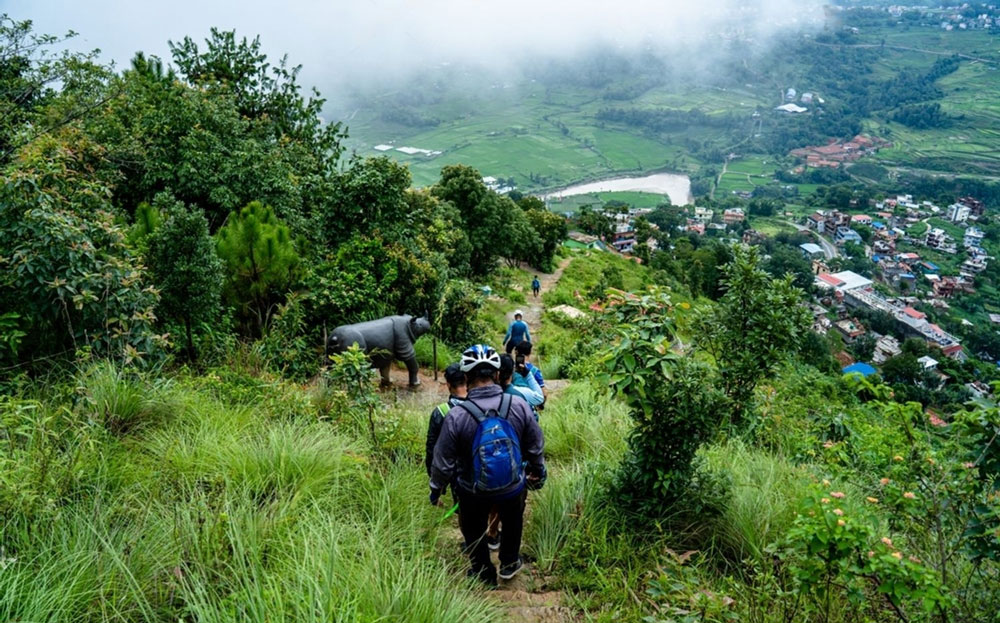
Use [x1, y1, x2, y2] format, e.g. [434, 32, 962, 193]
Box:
[513, 309, 524, 318]
[460, 344, 501, 372]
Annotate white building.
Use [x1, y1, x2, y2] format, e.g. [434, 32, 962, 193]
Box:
[964, 226, 985, 249]
[947, 203, 971, 223]
[926, 228, 949, 250]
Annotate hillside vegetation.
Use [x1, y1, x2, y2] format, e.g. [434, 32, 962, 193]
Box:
[2, 14, 1000, 623]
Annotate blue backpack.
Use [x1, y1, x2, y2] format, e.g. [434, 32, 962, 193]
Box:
[464, 394, 523, 494]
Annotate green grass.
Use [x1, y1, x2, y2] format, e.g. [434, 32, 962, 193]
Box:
[543, 249, 651, 309]
[0, 364, 501, 622]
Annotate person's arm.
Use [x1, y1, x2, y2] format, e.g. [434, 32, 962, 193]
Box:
[512, 372, 544, 406]
[425, 407, 444, 476]
[515, 401, 546, 483]
[523, 323, 532, 344]
[531, 364, 545, 388]
[504, 322, 513, 344]
[430, 412, 460, 493]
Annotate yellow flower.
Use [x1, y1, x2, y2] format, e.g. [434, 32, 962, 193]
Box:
[908, 556, 921, 563]
[822, 479, 831, 486]
[821, 498, 830, 504]
[926, 457, 936, 465]
[830, 491, 845, 499]
[893, 455, 904, 462]
[837, 519, 846, 527]
[866, 497, 879, 504]
[881, 537, 893, 547]
[832, 508, 844, 516]
[880, 477, 890, 486]
[902, 492, 916, 500]
[891, 551, 903, 560]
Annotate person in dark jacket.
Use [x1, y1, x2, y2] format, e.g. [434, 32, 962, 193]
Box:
[425, 363, 467, 476]
[430, 344, 546, 585]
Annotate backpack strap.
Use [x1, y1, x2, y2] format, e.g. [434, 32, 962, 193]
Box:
[463, 394, 512, 423]
[437, 402, 451, 418]
[463, 400, 488, 424]
[496, 393, 512, 420]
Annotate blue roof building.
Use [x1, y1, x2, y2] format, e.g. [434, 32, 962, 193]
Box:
[835, 227, 863, 245]
[843, 362, 877, 377]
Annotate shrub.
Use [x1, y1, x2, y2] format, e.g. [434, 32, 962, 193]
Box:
[605, 289, 727, 515]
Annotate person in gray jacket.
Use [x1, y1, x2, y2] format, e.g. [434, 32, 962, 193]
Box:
[430, 344, 547, 586]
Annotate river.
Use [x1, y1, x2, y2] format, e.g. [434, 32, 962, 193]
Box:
[542, 172, 693, 207]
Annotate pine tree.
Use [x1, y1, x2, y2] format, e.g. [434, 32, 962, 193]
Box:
[148, 204, 223, 360]
[215, 201, 299, 333]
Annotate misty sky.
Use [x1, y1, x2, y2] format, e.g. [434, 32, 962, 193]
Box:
[4, 0, 824, 95]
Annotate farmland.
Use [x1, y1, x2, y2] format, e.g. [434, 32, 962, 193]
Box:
[337, 19, 1000, 199]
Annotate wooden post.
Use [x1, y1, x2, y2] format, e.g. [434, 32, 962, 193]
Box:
[433, 337, 438, 381]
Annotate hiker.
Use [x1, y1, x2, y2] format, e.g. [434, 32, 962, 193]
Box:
[430, 344, 547, 586]
[514, 341, 545, 403]
[531, 276, 541, 298]
[425, 363, 468, 476]
[500, 353, 543, 410]
[503, 310, 531, 355]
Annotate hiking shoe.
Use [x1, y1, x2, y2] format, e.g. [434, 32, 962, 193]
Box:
[467, 567, 498, 588]
[487, 533, 500, 551]
[498, 558, 523, 580]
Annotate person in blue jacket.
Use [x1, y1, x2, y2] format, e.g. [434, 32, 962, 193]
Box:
[504, 310, 531, 354]
[514, 341, 545, 398]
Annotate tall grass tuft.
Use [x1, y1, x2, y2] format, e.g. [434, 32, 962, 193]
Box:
[699, 440, 810, 568]
[540, 382, 629, 464]
[78, 360, 172, 434]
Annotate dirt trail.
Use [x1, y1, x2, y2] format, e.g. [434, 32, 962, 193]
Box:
[506, 257, 573, 394]
[394, 256, 580, 622]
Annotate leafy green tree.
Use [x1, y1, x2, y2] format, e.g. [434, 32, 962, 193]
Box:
[215, 201, 299, 334]
[432, 165, 512, 276]
[0, 133, 161, 365]
[693, 245, 811, 428]
[520, 196, 567, 272]
[321, 156, 412, 246]
[147, 201, 223, 360]
[0, 15, 110, 165]
[764, 244, 815, 291]
[849, 333, 877, 363]
[576, 204, 613, 239]
[501, 204, 542, 268]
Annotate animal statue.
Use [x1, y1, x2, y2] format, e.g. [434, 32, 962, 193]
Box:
[327, 314, 431, 387]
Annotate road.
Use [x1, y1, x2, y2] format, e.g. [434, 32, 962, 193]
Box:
[785, 220, 839, 259]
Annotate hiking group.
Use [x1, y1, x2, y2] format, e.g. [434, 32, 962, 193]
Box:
[426, 309, 548, 587]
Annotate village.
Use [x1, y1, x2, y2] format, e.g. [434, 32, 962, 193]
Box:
[564, 191, 996, 400]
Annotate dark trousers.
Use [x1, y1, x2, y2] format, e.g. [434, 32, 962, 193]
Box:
[458, 488, 526, 582]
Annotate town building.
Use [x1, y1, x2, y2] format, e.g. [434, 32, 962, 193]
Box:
[835, 318, 867, 344]
[964, 226, 985, 249]
[722, 207, 746, 225]
[873, 335, 901, 365]
[693, 206, 714, 222]
[835, 226, 863, 245]
[815, 270, 873, 293]
[946, 203, 971, 223]
[800, 243, 824, 259]
[957, 196, 985, 218]
[610, 222, 636, 253]
[851, 214, 873, 226]
[925, 228, 949, 250]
